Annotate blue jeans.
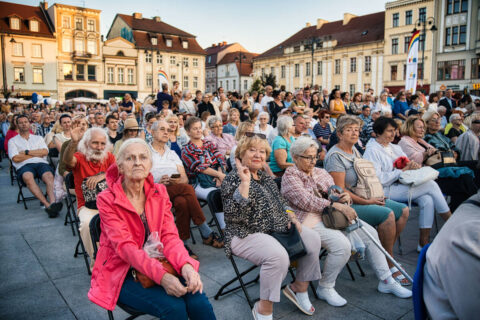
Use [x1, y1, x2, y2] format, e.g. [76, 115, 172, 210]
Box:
[118, 273, 216, 320]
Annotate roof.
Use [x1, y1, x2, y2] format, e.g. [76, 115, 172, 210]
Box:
[204, 43, 235, 67]
[0, 1, 54, 38]
[118, 14, 194, 38]
[132, 31, 205, 55]
[218, 51, 258, 76]
[256, 11, 385, 60]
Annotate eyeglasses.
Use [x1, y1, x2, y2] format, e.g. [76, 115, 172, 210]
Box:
[244, 132, 267, 139]
[472, 120, 480, 124]
[211, 125, 223, 129]
[298, 155, 318, 162]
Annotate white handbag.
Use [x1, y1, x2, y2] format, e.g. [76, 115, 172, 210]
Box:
[399, 167, 439, 186]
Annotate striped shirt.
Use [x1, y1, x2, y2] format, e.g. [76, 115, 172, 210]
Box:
[181, 140, 226, 181]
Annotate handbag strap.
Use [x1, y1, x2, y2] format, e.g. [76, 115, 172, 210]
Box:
[463, 199, 480, 207]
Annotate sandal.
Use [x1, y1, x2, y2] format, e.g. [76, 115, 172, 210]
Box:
[282, 284, 315, 316]
[390, 266, 411, 286]
[202, 232, 224, 248]
[252, 301, 272, 320]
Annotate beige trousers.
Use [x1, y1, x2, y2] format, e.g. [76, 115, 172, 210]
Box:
[231, 226, 321, 302]
[78, 206, 99, 268]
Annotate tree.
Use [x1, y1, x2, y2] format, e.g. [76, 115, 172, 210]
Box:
[249, 78, 263, 94]
[261, 73, 277, 89]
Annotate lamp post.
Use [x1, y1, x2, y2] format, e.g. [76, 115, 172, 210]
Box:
[412, 17, 436, 86]
[234, 51, 247, 94]
[303, 36, 322, 87]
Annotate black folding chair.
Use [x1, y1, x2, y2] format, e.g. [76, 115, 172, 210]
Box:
[9, 158, 16, 186]
[11, 159, 44, 210]
[89, 214, 146, 320]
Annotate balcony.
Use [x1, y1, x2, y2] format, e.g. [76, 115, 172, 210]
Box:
[72, 51, 92, 60]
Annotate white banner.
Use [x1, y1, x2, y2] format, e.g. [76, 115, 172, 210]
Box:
[405, 31, 420, 94]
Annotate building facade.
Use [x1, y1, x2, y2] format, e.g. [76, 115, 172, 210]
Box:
[432, 0, 480, 94]
[383, 0, 435, 94]
[253, 12, 385, 95]
[102, 37, 138, 99]
[106, 13, 205, 99]
[204, 42, 246, 93]
[217, 51, 257, 94]
[0, 1, 57, 99]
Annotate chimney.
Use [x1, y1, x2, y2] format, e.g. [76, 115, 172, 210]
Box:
[306, 22, 311, 27]
[42, 1, 48, 10]
[316, 19, 328, 29]
[343, 13, 356, 25]
[133, 12, 142, 19]
[153, 16, 161, 22]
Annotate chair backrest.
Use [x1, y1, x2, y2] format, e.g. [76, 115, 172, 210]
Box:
[413, 243, 431, 320]
[207, 189, 223, 213]
[89, 214, 101, 259]
[65, 172, 75, 189]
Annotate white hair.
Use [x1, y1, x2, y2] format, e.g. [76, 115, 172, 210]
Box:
[277, 116, 294, 136]
[437, 106, 447, 113]
[449, 113, 461, 123]
[258, 111, 270, 121]
[116, 138, 152, 168]
[77, 127, 112, 162]
[207, 115, 222, 128]
[290, 136, 318, 157]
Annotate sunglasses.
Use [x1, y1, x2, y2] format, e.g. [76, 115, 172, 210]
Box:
[472, 120, 480, 124]
[245, 132, 267, 139]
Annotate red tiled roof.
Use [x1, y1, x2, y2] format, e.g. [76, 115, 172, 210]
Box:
[132, 31, 205, 55]
[0, 1, 54, 38]
[256, 11, 384, 60]
[119, 14, 194, 38]
[218, 51, 258, 76]
[205, 43, 234, 68]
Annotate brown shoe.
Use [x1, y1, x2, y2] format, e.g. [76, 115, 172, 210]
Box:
[185, 245, 199, 260]
[202, 232, 224, 248]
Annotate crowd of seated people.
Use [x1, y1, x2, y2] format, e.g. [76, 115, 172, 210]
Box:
[2, 83, 479, 319]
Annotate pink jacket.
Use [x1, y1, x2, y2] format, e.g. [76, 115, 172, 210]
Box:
[88, 164, 199, 311]
[398, 136, 434, 164]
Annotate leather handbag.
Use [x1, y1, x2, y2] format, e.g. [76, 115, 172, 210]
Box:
[81, 174, 107, 210]
[320, 186, 352, 230]
[132, 259, 179, 289]
[399, 166, 439, 187]
[425, 150, 456, 167]
[271, 223, 307, 261]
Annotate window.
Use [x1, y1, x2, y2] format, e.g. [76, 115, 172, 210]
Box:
[107, 67, 114, 83]
[335, 59, 340, 74]
[419, 7, 426, 22]
[459, 25, 467, 44]
[365, 56, 371, 72]
[31, 44, 42, 58]
[14, 67, 24, 82]
[294, 64, 300, 77]
[87, 40, 96, 54]
[220, 81, 223, 88]
[62, 38, 72, 52]
[350, 58, 356, 73]
[183, 76, 189, 89]
[403, 64, 407, 80]
[151, 37, 157, 45]
[88, 65, 96, 81]
[445, 25, 467, 45]
[461, 0, 468, 12]
[317, 61, 323, 75]
[145, 52, 152, 63]
[448, 0, 469, 14]
[404, 36, 411, 53]
[364, 83, 370, 92]
[62, 16, 71, 28]
[226, 80, 229, 90]
[182, 41, 188, 49]
[392, 38, 399, 54]
[437, 60, 465, 80]
[127, 68, 134, 84]
[118, 68, 124, 83]
[75, 17, 83, 30]
[391, 65, 398, 80]
[193, 58, 198, 67]
[281, 65, 286, 78]
[13, 43, 23, 56]
[10, 18, 20, 30]
[75, 39, 84, 53]
[30, 20, 39, 32]
[306, 62, 311, 76]
[405, 10, 412, 25]
[76, 64, 85, 81]
[270, 67, 274, 75]
[171, 75, 176, 81]
[261, 68, 265, 76]
[166, 39, 172, 47]
[146, 73, 152, 88]
[233, 79, 236, 90]
[244, 79, 248, 90]
[445, 28, 452, 46]
[419, 34, 425, 51]
[157, 54, 162, 64]
[193, 76, 198, 89]
[349, 84, 355, 97]
[87, 19, 95, 32]
[334, 85, 340, 90]
[63, 63, 73, 80]
[183, 57, 189, 67]
[392, 13, 399, 27]
[170, 56, 176, 65]
[471, 58, 480, 79]
[452, 26, 459, 44]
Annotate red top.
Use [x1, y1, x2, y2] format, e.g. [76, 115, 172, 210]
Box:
[71, 152, 116, 209]
[4, 130, 18, 154]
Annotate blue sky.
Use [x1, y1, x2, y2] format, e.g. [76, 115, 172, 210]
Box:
[16, 0, 389, 53]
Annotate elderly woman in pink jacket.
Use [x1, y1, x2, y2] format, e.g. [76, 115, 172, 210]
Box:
[88, 138, 216, 320]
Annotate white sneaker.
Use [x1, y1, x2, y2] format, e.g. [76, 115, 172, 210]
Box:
[378, 280, 412, 298]
[316, 286, 347, 307]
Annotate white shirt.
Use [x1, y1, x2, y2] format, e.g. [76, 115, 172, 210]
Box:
[267, 127, 278, 145]
[253, 102, 264, 114]
[254, 124, 274, 138]
[179, 100, 196, 115]
[150, 145, 182, 183]
[8, 133, 49, 169]
[260, 95, 273, 108]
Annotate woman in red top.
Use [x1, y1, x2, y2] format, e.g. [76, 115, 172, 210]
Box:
[4, 114, 19, 154]
[89, 138, 215, 320]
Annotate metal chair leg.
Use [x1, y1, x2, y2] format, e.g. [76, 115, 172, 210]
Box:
[355, 260, 366, 277]
[397, 235, 403, 255]
[346, 263, 355, 281]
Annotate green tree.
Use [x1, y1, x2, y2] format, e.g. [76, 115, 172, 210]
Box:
[249, 78, 263, 94]
[261, 73, 277, 89]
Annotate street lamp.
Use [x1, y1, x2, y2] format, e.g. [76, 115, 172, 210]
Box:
[412, 17, 436, 84]
[303, 36, 322, 87]
[234, 51, 247, 94]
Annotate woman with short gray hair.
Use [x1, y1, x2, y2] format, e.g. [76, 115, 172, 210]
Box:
[179, 91, 197, 115]
[204, 116, 236, 157]
[254, 111, 274, 138]
[269, 116, 295, 176]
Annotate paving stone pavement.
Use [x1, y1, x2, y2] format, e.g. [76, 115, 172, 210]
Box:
[0, 164, 439, 320]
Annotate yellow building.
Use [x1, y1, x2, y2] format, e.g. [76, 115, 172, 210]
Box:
[253, 12, 385, 95]
[383, 0, 435, 93]
[47, 3, 103, 100]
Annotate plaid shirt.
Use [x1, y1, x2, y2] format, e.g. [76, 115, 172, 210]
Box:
[281, 165, 333, 223]
[35, 123, 53, 137]
[181, 140, 226, 181]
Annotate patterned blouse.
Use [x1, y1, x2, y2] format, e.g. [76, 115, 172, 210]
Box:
[181, 140, 226, 181]
[221, 169, 290, 257]
[281, 165, 333, 223]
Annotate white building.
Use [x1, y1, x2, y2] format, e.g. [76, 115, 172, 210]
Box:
[217, 51, 257, 94]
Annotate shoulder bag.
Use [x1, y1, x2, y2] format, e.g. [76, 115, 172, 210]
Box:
[321, 185, 352, 230]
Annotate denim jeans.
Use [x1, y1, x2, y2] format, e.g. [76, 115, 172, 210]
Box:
[118, 273, 216, 320]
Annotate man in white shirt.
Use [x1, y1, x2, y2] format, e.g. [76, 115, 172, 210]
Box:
[260, 85, 274, 109]
[8, 115, 61, 217]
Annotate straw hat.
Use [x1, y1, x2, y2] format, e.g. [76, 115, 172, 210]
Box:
[123, 118, 141, 131]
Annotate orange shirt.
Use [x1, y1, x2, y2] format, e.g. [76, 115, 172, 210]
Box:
[331, 99, 345, 118]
